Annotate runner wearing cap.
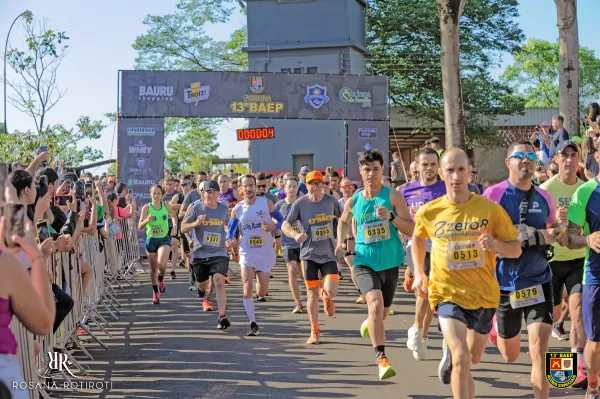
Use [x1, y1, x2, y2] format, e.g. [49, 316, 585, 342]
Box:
[567, 147, 600, 399]
[226, 174, 285, 336]
[338, 149, 414, 380]
[138, 184, 179, 304]
[540, 140, 588, 387]
[281, 170, 341, 345]
[412, 148, 521, 397]
[298, 166, 310, 195]
[182, 180, 231, 329]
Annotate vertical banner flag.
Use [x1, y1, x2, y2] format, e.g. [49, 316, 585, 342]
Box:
[346, 120, 390, 182]
[117, 118, 165, 253]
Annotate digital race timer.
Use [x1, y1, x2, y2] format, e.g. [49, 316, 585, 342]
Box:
[236, 127, 275, 141]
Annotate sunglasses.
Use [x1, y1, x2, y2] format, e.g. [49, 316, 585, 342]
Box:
[508, 152, 537, 161]
[307, 181, 323, 186]
[257, 184, 267, 189]
[323, 181, 330, 185]
[182, 182, 191, 187]
[342, 185, 354, 189]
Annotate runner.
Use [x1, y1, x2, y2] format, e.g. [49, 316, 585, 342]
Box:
[401, 147, 446, 361]
[225, 174, 284, 336]
[181, 180, 231, 329]
[412, 148, 521, 398]
[484, 140, 563, 399]
[169, 175, 193, 289]
[539, 140, 588, 386]
[281, 170, 341, 345]
[138, 185, 178, 304]
[567, 150, 600, 399]
[338, 149, 414, 380]
[328, 171, 342, 198]
[337, 177, 363, 303]
[163, 177, 182, 280]
[218, 174, 242, 274]
[276, 176, 304, 313]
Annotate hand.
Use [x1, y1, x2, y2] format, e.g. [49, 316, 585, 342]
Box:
[56, 234, 72, 252]
[411, 272, 428, 299]
[375, 205, 391, 221]
[57, 181, 68, 194]
[346, 238, 355, 254]
[5, 218, 44, 261]
[588, 232, 600, 254]
[539, 229, 553, 244]
[551, 228, 569, 247]
[261, 222, 275, 232]
[35, 192, 52, 215]
[38, 151, 50, 163]
[556, 207, 568, 227]
[39, 237, 55, 257]
[336, 241, 345, 254]
[125, 194, 132, 203]
[89, 194, 97, 206]
[403, 267, 414, 293]
[94, 180, 103, 192]
[478, 228, 495, 251]
[226, 239, 235, 249]
[76, 211, 86, 229]
[294, 232, 308, 243]
[195, 215, 206, 226]
[66, 198, 77, 213]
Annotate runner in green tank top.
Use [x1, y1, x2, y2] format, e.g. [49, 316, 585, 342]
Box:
[338, 150, 414, 381]
[138, 185, 178, 304]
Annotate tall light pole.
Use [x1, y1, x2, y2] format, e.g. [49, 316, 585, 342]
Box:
[3, 10, 33, 134]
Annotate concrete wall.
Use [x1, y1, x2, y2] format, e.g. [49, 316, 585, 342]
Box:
[472, 147, 509, 185]
[249, 48, 344, 74]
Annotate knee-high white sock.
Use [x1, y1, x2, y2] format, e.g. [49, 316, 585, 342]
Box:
[243, 298, 255, 323]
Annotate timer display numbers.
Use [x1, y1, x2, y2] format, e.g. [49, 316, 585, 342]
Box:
[237, 127, 275, 141]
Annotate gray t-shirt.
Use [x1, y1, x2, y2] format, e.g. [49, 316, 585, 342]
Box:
[276, 200, 300, 249]
[183, 201, 230, 259]
[181, 190, 202, 214]
[285, 194, 341, 263]
[390, 160, 404, 181]
[259, 191, 278, 204]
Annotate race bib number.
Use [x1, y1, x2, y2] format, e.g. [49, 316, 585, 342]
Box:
[362, 221, 391, 244]
[151, 226, 165, 237]
[446, 240, 484, 270]
[202, 232, 221, 247]
[510, 284, 544, 309]
[312, 224, 332, 241]
[248, 236, 264, 248]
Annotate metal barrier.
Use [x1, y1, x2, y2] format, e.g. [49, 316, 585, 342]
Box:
[8, 218, 144, 398]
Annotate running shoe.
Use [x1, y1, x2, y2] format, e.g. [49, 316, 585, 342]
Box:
[225, 274, 231, 284]
[152, 292, 160, 304]
[438, 338, 452, 384]
[488, 314, 498, 347]
[377, 355, 396, 380]
[551, 322, 569, 341]
[188, 285, 196, 291]
[159, 280, 166, 293]
[586, 387, 600, 399]
[574, 357, 588, 389]
[170, 271, 176, 280]
[407, 326, 427, 360]
[233, 253, 240, 263]
[307, 330, 320, 345]
[257, 296, 267, 302]
[76, 326, 92, 341]
[247, 322, 259, 336]
[202, 299, 214, 311]
[217, 316, 231, 330]
[355, 296, 366, 304]
[179, 261, 185, 268]
[389, 309, 395, 316]
[292, 303, 303, 314]
[339, 271, 344, 280]
[321, 289, 336, 317]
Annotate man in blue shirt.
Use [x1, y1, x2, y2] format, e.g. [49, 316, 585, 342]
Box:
[298, 165, 310, 195]
[550, 115, 570, 158]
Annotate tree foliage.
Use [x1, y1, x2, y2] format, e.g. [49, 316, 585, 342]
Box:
[367, 0, 526, 147]
[501, 38, 600, 109]
[165, 125, 219, 173]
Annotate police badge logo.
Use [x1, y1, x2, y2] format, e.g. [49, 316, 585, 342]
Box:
[304, 84, 330, 109]
[250, 76, 264, 94]
[546, 352, 577, 389]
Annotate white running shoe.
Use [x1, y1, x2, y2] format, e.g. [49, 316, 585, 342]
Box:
[406, 325, 427, 360]
[414, 337, 427, 360]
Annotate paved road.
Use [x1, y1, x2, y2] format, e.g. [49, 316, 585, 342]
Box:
[64, 260, 585, 399]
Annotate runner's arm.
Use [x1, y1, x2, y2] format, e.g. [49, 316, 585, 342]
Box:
[181, 203, 199, 234]
[169, 195, 182, 211]
[567, 222, 587, 249]
[491, 239, 522, 258]
[391, 190, 415, 236]
[267, 200, 284, 229]
[165, 202, 178, 227]
[338, 198, 354, 240]
[137, 205, 150, 230]
[225, 208, 239, 241]
[233, 189, 242, 202]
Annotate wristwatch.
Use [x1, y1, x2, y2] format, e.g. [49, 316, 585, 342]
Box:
[389, 211, 397, 223]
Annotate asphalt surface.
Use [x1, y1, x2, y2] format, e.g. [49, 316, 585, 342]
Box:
[60, 259, 586, 399]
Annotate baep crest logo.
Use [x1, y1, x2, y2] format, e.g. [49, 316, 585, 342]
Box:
[250, 76, 264, 94]
[304, 85, 329, 109]
[546, 352, 577, 389]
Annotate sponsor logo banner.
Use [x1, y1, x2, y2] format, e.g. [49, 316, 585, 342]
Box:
[120, 71, 388, 121]
[118, 118, 164, 252]
[346, 121, 389, 181]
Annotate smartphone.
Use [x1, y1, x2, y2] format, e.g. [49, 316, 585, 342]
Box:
[36, 219, 50, 242]
[4, 204, 25, 248]
[39, 175, 48, 187]
[85, 182, 93, 198]
[54, 195, 71, 206]
[38, 145, 48, 154]
[75, 180, 85, 199]
[0, 162, 7, 203]
[127, 188, 133, 195]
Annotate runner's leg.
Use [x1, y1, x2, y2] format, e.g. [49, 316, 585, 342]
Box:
[527, 322, 552, 399]
[256, 271, 270, 297]
[287, 261, 301, 304]
[169, 237, 179, 278]
[439, 317, 475, 399]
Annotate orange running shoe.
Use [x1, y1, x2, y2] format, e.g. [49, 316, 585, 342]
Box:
[202, 299, 214, 311]
[307, 330, 320, 344]
[321, 289, 336, 317]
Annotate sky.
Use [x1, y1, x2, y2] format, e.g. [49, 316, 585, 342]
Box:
[1, 0, 599, 175]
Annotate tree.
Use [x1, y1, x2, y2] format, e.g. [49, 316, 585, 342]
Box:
[165, 125, 219, 173]
[437, 0, 467, 149]
[3, 18, 69, 134]
[501, 39, 600, 109]
[555, 0, 579, 136]
[367, 0, 525, 148]
[107, 162, 116, 176]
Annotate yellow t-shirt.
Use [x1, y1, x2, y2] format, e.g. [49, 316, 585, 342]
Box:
[414, 194, 519, 310]
[540, 175, 586, 262]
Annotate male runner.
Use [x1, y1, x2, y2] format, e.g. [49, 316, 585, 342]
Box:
[412, 148, 520, 399]
[484, 140, 563, 399]
[182, 180, 231, 329]
[170, 175, 193, 289]
[338, 177, 363, 304]
[281, 170, 341, 345]
[567, 148, 600, 399]
[402, 147, 447, 360]
[226, 174, 284, 336]
[276, 176, 304, 313]
[163, 177, 182, 280]
[328, 171, 342, 198]
[338, 149, 414, 380]
[540, 140, 588, 386]
[218, 174, 242, 274]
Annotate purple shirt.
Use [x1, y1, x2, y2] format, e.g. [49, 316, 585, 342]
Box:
[401, 180, 446, 252]
[483, 180, 556, 291]
[0, 297, 16, 355]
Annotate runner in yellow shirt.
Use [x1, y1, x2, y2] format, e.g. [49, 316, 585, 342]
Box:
[411, 148, 521, 399]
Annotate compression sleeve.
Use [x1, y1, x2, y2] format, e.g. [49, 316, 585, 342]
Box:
[226, 218, 239, 241]
[270, 209, 284, 229]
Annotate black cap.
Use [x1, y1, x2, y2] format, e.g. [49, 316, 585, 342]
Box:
[200, 180, 219, 192]
[557, 140, 578, 154]
[430, 137, 440, 144]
